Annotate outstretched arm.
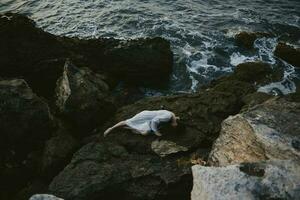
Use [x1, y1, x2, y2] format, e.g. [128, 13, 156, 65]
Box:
[150, 117, 162, 136]
[171, 112, 179, 126]
[104, 121, 126, 137]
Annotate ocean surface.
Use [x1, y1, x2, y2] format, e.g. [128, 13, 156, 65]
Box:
[1, 0, 300, 95]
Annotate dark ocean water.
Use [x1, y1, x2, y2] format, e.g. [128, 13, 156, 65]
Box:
[1, 0, 300, 95]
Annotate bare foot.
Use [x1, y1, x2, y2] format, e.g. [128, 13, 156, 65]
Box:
[154, 132, 162, 137]
[103, 128, 112, 137]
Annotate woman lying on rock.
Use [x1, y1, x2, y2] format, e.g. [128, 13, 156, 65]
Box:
[104, 110, 180, 137]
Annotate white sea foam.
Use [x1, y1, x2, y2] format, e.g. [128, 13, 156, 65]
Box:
[258, 59, 297, 95]
[258, 80, 296, 95]
[230, 52, 258, 66]
[254, 37, 277, 65]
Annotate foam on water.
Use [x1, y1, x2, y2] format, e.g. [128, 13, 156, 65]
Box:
[230, 53, 258, 66]
[1, 0, 300, 93]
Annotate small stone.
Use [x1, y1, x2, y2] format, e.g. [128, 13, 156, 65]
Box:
[151, 140, 188, 157]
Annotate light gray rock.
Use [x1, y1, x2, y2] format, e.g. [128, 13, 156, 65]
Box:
[191, 160, 300, 200]
[209, 97, 300, 166]
[151, 140, 188, 157]
[29, 194, 64, 200]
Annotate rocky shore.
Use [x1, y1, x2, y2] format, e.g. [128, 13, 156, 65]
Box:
[0, 13, 300, 200]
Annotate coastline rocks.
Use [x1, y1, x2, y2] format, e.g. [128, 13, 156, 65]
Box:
[0, 13, 66, 78]
[0, 79, 53, 154]
[0, 79, 53, 199]
[208, 98, 300, 166]
[48, 61, 279, 200]
[221, 62, 283, 85]
[191, 160, 300, 200]
[41, 131, 79, 181]
[235, 32, 272, 49]
[49, 142, 192, 200]
[55, 61, 115, 134]
[0, 13, 173, 87]
[274, 42, 300, 67]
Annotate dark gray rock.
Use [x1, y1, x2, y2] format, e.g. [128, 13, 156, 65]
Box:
[49, 142, 192, 200]
[235, 31, 272, 49]
[0, 78, 53, 154]
[41, 129, 79, 181]
[0, 79, 53, 199]
[274, 42, 300, 68]
[0, 13, 173, 88]
[55, 61, 115, 135]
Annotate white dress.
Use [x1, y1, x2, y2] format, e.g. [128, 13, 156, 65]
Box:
[125, 110, 173, 133]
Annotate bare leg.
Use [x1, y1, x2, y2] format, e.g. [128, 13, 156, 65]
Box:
[104, 121, 126, 137]
[154, 131, 162, 137]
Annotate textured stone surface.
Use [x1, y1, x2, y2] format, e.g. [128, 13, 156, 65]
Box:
[209, 97, 300, 166]
[41, 131, 79, 181]
[151, 140, 188, 157]
[275, 42, 300, 68]
[0, 13, 173, 87]
[55, 61, 115, 134]
[191, 160, 300, 200]
[0, 79, 53, 199]
[235, 31, 272, 49]
[49, 142, 193, 200]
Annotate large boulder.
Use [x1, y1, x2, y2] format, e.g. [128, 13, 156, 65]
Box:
[41, 127, 79, 181]
[0, 79, 53, 154]
[0, 13, 66, 78]
[0, 13, 173, 88]
[55, 61, 115, 134]
[274, 42, 300, 68]
[208, 97, 300, 166]
[191, 160, 300, 200]
[49, 142, 193, 200]
[235, 32, 272, 49]
[0, 79, 54, 199]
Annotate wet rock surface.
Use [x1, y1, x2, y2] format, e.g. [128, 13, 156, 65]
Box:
[191, 160, 300, 200]
[41, 129, 79, 181]
[235, 32, 272, 49]
[274, 42, 300, 68]
[208, 97, 300, 166]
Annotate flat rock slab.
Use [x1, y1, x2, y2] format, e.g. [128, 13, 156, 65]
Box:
[191, 160, 300, 200]
[151, 140, 188, 157]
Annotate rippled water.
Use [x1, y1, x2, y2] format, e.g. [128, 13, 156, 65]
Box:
[1, 0, 300, 94]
